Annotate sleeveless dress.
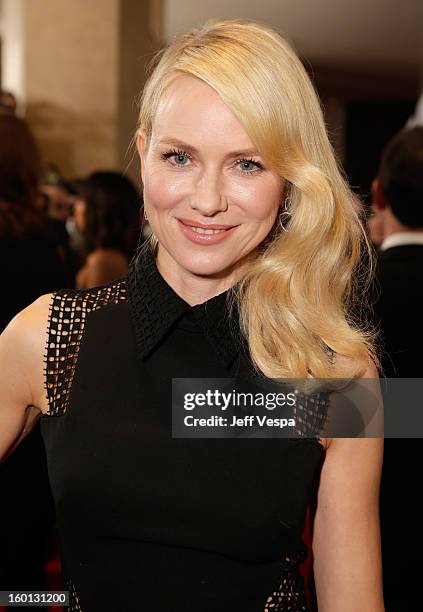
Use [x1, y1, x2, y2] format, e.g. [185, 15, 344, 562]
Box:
[40, 246, 327, 612]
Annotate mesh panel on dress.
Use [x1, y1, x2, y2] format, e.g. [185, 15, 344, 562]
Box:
[66, 579, 83, 612]
[263, 552, 309, 611]
[292, 389, 330, 445]
[43, 279, 127, 416]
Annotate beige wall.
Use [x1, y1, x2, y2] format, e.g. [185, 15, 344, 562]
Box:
[118, 0, 163, 185]
[25, 0, 120, 176]
[13, 0, 420, 178]
[23, 0, 162, 179]
[164, 0, 422, 77]
[0, 0, 26, 111]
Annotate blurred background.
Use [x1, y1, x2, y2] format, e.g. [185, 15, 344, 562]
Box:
[0, 0, 421, 196]
[0, 1, 422, 611]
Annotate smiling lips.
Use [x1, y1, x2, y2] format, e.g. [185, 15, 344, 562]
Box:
[177, 218, 238, 244]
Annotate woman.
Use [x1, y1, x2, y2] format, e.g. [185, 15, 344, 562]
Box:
[0, 19, 384, 611]
[73, 171, 141, 288]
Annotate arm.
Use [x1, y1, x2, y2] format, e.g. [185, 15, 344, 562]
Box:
[312, 362, 384, 611]
[0, 294, 51, 462]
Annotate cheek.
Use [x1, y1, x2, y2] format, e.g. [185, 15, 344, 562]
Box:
[235, 180, 282, 221]
[144, 167, 188, 211]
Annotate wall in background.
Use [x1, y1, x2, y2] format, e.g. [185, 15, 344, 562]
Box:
[0, 0, 421, 182]
[0, 0, 25, 111]
[0, 0, 162, 180]
[25, 0, 120, 175]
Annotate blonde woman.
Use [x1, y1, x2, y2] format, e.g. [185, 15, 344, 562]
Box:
[0, 19, 384, 611]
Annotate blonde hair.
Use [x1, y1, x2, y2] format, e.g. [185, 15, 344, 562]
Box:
[137, 18, 381, 379]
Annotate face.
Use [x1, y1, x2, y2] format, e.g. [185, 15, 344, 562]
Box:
[137, 75, 285, 286]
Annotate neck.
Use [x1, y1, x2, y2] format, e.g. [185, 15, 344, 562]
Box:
[381, 209, 423, 239]
[156, 245, 250, 306]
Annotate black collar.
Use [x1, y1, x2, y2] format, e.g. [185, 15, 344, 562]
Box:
[126, 245, 242, 369]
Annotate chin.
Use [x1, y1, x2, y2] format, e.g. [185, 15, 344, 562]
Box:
[179, 251, 238, 278]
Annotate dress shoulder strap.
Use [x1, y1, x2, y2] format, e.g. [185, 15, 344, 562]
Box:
[43, 278, 127, 416]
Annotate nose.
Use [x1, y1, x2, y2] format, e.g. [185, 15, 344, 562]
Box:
[190, 169, 228, 216]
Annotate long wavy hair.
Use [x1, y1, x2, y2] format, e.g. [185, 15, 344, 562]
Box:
[136, 18, 381, 379]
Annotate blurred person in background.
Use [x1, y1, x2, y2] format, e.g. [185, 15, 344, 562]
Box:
[366, 203, 385, 251]
[367, 93, 423, 254]
[0, 114, 67, 328]
[371, 126, 423, 611]
[0, 114, 66, 609]
[73, 171, 141, 288]
[40, 176, 78, 287]
[41, 176, 74, 224]
[371, 126, 423, 377]
[0, 90, 17, 115]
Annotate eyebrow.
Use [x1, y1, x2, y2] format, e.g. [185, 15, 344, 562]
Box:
[156, 138, 261, 158]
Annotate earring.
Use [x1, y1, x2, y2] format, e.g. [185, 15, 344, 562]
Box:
[279, 197, 292, 232]
[143, 208, 148, 222]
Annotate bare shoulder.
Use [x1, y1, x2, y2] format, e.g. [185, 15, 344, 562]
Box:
[11, 292, 53, 325]
[1, 293, 53, 414]
[317, 355, 384, 506]
[6, 293, 53, 345]
[322, 356, 379, 451]
[357, 360, 379, 379]
[0, 294, 54, 459]
[332, 352, 379, 379]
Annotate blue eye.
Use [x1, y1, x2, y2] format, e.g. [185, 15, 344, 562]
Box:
[236, 158, 264, 174]
[239, 160, 256, 172]
[173, 153, 189, 165]
[161, 149, 264, 174]
[161, 149, 191, 167]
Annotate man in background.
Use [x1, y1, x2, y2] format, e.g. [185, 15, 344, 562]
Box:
[371, 126, 423, 610]
[371, 127, 423, 377]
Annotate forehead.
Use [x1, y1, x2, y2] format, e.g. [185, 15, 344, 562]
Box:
[151, 74, 254, 149]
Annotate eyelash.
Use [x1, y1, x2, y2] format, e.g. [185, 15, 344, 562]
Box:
[160, 148, 264, 174]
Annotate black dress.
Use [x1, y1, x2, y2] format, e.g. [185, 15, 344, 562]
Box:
[40, 245, 326, 612]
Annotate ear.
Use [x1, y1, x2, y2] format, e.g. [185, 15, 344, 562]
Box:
[136, 132, 146, 184]
[371, 178, 389, 211]
[280, 179, 289, 208]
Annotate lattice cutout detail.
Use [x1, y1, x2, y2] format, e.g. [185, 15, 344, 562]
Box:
[292, 389, 330, 440]
[263, 552, 309, 611]
[66, 579, 83, 612]
[44, 279, 127, 416]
